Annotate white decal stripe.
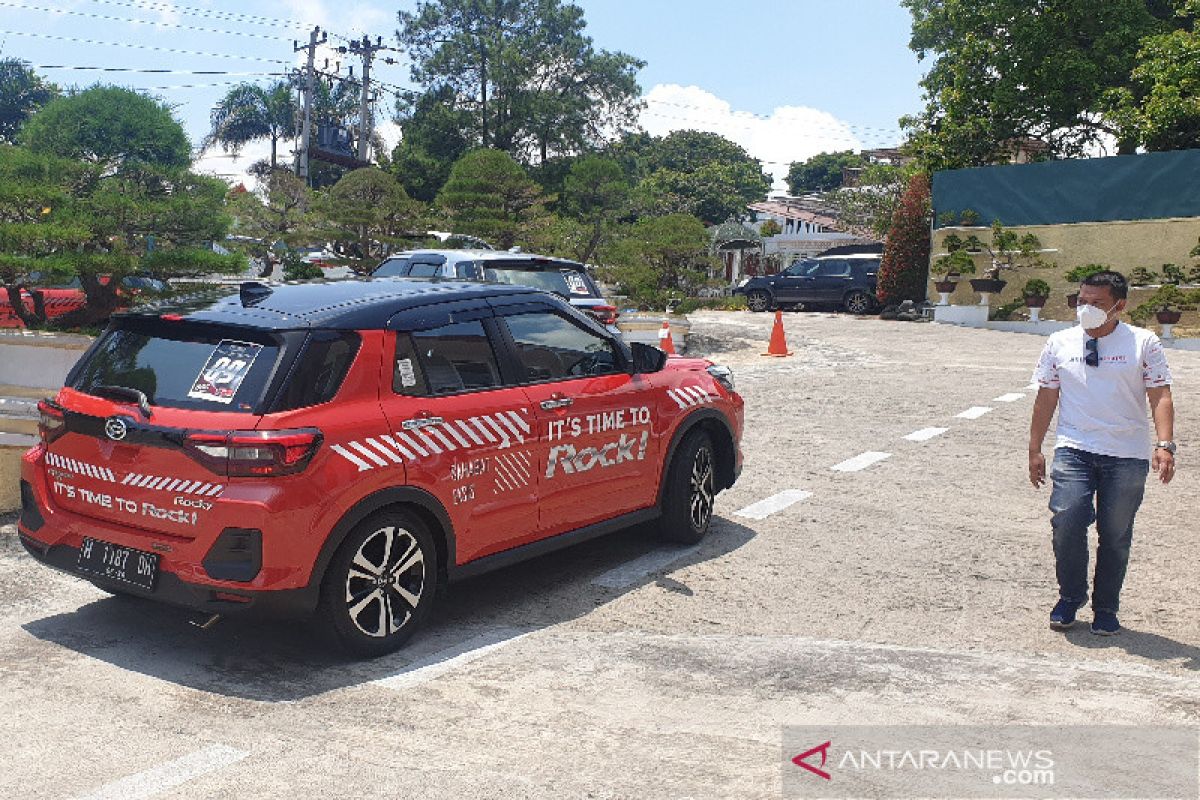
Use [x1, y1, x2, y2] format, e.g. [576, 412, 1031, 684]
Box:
[416, 431, 443, 454]
[506, 453, 530, 481]
[684, 386, 707, 405]
[493, 467, 515, 492]
[442, 424, 472, 449]
[456, 420, 485, 446]
[365, 437, 404, 464]
[349, 440, 389, 467]
[332, 444, 372, 471]
[104, 468, 116, 482]
[163, 479, 183, 492]
[666, 389, 687, 409]
[493, 456, 523, 489]
[507, 410, 531, 434]
[132, 475, 153, 488]
[495, 413, 524, 443]
[397, 432, 429, 458]
[173, 480, 195, 493]
[379, 434, 414, 460]
[483, 417, 511, 447]
[425, 426, 456, 451]
[516, 451, 532, 471]
[471, 418, 497, 443]
[122, 473, 139, 485]
[204, 485, 225, 497]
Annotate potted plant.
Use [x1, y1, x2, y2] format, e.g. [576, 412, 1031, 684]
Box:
[1063, 264, 1107, 308]
[1022, 278, 1051, 322]
[931, 235, 976, 305]
[940, 220, 1046, 305]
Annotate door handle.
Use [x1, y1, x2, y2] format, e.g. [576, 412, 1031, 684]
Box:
[540, 396, 574, 411]
[401, 415, 443, 430]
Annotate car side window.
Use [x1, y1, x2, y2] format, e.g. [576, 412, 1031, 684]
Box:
[501, 311, 619, 382]
[455, 261, 480, 280]
[393, 321, 502, 396]
[374, 258, 410, 277]
[407, 261, 442, 278]
[784, 261, 810, 276]
[814, 260, 850, 277]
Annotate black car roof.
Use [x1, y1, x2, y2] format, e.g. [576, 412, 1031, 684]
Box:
[119, 278, 543, 330]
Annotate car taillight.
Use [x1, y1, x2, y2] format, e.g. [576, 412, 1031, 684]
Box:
[37, 400, 66, 444]
[183, 429, 323, 477]
[587, 305, 619, 326]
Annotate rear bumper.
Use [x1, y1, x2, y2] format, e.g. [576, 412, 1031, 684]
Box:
[18, 532, 317, 619]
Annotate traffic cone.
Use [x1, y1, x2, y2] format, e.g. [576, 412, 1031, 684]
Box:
[762, 310, 794, 357]
[658, 320, 676, 354]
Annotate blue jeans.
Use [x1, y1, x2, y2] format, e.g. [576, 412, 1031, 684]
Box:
[1049, 447, 1149, 614]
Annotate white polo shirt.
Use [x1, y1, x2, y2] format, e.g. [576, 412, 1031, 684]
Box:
[1032, 322, 1172, 460]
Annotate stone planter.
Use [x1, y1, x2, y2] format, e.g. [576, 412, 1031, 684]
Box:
[1066, 291, 1080, 309]
[969, 278, 1007, 306]
[933, 280, 957, 306]
[1156, 310, 1182, 324]
[1023, 294, 1048, 322]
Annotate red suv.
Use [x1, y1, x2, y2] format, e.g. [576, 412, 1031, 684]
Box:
[17, 279, 743, 656]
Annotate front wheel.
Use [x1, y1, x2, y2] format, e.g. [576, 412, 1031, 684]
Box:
[843, 290, 873, 315]
[746, 290, 772, 312]
[659, 431, 717, 544]
[317, 509, 437, 657]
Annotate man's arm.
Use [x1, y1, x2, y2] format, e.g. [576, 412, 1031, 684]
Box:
[1148, 386, 1175, 485]
[1028, 386, 1060, 487]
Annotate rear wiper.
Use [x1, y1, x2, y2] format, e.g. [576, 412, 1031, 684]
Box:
[94, 385, 152, 419]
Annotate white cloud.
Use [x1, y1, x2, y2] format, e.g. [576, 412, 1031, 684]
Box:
[639, 84, 873, 192]
[194, 139, 275, 191]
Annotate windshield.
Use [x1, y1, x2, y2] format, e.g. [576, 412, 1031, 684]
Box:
[482, 267, 597, 297]
[373, 257, 411, 277]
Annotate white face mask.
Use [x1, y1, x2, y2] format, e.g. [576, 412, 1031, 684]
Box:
[1077, 303, 1115, 330]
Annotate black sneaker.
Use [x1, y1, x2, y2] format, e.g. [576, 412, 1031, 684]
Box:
[1091, 611, 1120, 636]
[1050, 598, 1082, 630]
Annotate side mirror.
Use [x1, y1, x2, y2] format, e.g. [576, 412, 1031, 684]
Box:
[630, 341, 668, 374]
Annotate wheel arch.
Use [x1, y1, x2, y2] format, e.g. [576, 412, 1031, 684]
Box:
[311, 487, 456, 596]
[657, 408, 738, 507]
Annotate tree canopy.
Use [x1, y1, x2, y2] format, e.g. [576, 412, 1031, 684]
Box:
[0, 59, 58, 145]
[206, 80, 298, 171]
[900, 0, 1173, 169]
[20, 85, 191, 172]
[315, 168, 422, 274]
[396, 0, 643, 161]
[786, 150, 865, 194]
[437, 148, 546, 249]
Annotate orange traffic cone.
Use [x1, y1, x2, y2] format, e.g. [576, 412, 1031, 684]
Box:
[658, 320, 676, 354]
[762, 310, 794, 357]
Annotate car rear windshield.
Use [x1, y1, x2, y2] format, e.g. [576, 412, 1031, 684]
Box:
[481, 265, 598, 297]
[373, 257, 410, 277]
[71, 319, 284, 413]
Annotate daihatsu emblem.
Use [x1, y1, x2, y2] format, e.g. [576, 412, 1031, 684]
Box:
[104, 417, 128, 441]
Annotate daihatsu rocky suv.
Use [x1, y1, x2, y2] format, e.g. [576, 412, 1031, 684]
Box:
[18, 279, 743, 656]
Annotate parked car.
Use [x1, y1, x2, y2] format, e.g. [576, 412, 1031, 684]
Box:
[733, 254, 880, 314]
[0, 273, 170, 328]
[372, 250, 621, 335]
[18, 278, 744, 656]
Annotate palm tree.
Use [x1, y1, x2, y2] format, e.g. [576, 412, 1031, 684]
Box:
[206, 81, 298, 171]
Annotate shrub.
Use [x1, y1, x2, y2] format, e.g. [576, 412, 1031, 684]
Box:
[1064, 263, 1107, 283]
[877, 173, 932, 305]
[673, 295, 748, 314]
[1022, 278, 1051, 298]
[1129, 266, 1159, 286]
[989, 297, 1025, 321]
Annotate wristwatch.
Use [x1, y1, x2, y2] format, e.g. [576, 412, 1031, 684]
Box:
[1154, 440, 1177, 454]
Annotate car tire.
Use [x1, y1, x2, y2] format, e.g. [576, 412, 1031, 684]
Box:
[746, 290, 772, 312]
[843, 290, 873, 315]
[658, 431, 717, 545]
[317, 509, 437, 657]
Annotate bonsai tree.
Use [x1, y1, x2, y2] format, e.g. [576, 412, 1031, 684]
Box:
[1162, 263, 1186, 285]
[1064, 263, 1107, 283]
[1129, 266, 1159, 286]
[935, 221, 1044, 282]
[1022, 278, 1051, 301]
[931, 233, 978, 277]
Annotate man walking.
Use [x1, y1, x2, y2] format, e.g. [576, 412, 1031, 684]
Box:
[1028, 270, 1175, 635]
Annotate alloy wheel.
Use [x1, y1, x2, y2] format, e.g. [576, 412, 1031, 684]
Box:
[747, 291, 770, 312]
[845, 291, 871, 314]
[689, 446, 715, 530]
[344, 525, 426, 638]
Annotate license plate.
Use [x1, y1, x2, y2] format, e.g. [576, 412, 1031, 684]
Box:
[77, 537, 158, 591]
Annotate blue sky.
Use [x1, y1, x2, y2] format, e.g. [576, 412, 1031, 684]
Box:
[0, 1, 926, 187]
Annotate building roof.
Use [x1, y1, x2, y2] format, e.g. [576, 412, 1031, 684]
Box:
[747, 201, 841, 230]
[710, 219, 762, 252]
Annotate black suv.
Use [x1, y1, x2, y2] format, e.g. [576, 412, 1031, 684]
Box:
[733, 254, 880, 314]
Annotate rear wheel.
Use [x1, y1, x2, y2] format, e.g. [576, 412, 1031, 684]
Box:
[746, 290, 772, 312]
[843, 290, 873, 315]
[317, 509, 436, 657]
[659, 431, 717, 544]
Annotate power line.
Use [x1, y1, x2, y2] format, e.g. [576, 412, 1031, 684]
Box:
[80, 0, 315, 33]
[0, 28, 292, 65]
[29, 64, 283, 77]
[0, 1, 299, 44]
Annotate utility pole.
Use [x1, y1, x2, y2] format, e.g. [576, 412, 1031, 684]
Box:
[343, 36, 396, 162]
[294, 26, 326, 182]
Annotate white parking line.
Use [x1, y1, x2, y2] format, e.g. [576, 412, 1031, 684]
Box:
[592, 546, 701, 589]
[1026, 382, 1040, 391]
[375, 628, 529, 691]
[74, 745, 249, 800]
[831, 452, 891, 472]
[992, 393, 1026, 403]
[956, 406, 993, 420]
[734, 490, 812, 521]
[904, 427, 949, 442]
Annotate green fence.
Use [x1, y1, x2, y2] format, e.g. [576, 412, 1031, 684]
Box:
[933, 148, 1200, 229]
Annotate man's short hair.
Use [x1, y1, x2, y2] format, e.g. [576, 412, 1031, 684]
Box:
[1081, 270, 1129, 300]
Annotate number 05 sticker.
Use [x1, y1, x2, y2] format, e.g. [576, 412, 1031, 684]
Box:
[187, 340, 263, 404]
